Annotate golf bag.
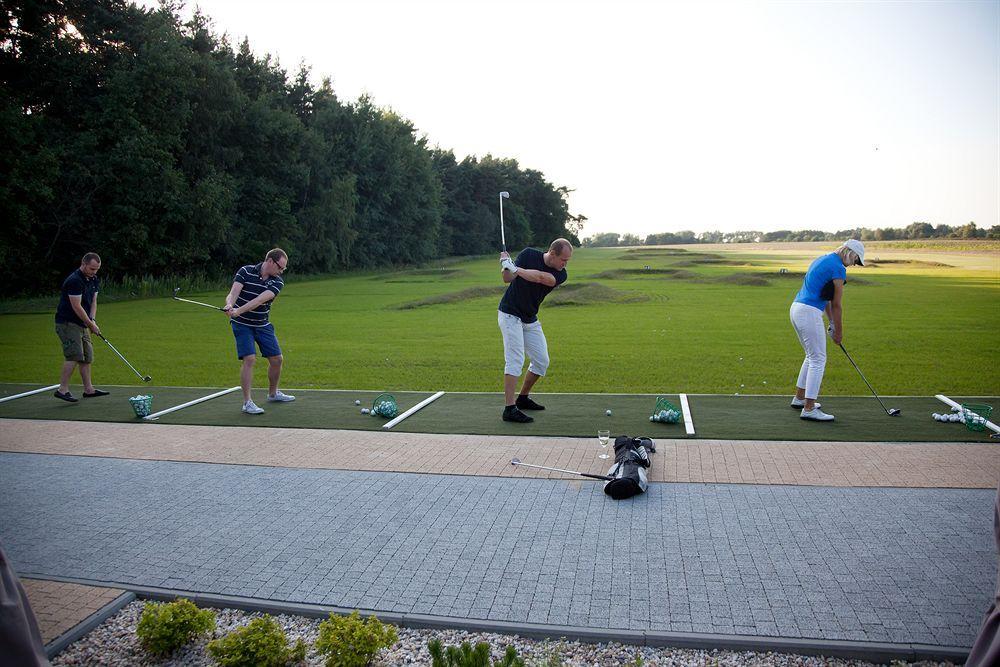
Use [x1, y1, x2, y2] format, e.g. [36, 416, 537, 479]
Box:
[604, 436, 655, 500]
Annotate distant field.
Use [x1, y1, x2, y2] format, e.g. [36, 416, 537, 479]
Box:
[1, 240, 997, 395]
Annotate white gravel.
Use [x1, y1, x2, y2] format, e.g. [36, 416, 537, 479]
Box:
[51, 600, 957, 667]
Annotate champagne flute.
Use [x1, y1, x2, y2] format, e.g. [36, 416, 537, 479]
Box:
[597, 430, 610, 459]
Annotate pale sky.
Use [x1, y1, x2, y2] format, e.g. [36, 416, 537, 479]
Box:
[145, 0, 999, 237]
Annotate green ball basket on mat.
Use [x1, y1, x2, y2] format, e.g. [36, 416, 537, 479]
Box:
[651, 396, 681, 424]
[129, 395, 153, 418]
[372, 393, 399, 418]
[962, 403, 993, 432]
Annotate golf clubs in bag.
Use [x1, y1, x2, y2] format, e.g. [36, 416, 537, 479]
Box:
[604, 436, 656, 500]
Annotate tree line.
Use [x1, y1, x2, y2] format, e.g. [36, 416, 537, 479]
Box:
[583, 221, 999, 247]
[1, 1, 580, 296]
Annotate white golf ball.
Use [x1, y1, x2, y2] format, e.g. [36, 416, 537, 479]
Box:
[951, 414, 961, 423]
[354, 399, 361, 406]
[740, 384, 745, 388]
[649, 415, 656, 422]
[360, 408, 369, 414]
[606, 409, 612, 416]
[931, 413, 939, 419]
[951, 406, 961, 412]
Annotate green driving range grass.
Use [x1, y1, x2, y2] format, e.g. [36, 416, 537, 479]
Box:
[0, 241, 997, 398]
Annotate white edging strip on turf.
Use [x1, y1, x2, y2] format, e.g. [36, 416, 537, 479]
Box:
[144, 386, 241, 421]
[0, 384, 60, 404]
[678, 393, 695, 436]
[935, 394, 1000, 436]
[383, 391, 445, 430]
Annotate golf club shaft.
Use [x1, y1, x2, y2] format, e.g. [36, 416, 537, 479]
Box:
[98, 334, 150, 382]
[838, 343, 892, 414]
[173, 295, 224, 311]
[512, 460, 613, 481]
[499, 195, 506, 251]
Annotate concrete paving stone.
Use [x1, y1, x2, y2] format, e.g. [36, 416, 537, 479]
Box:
[1, 452, 994, 648]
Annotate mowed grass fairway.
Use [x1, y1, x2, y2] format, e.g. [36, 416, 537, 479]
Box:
[1, 241, 997, 396]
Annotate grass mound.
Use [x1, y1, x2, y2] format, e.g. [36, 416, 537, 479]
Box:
[394, 286, 503, 309]
[867, 259, 953, 268]
[590, 268, 698, 280]
[546, 283, 649, 307]
[378, 268, 470, 282]
[710, 273, 772, 286]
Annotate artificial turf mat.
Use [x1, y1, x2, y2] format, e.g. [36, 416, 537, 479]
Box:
[0, 383, 995, 442]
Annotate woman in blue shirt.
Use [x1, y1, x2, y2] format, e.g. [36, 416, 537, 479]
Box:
[789, 239, 865, 421]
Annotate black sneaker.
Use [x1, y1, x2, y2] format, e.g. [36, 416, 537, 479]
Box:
[502, 405, 534, 423]
[83, 389, 110, 398]
[54, 390, 78, 403]
[516, 395, 545, 410]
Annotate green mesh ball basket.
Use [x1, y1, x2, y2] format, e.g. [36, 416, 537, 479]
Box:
[651, 396, 681, 423]
[372, 393, 398, 418]
[129, 394, 153, 418]
[962, 403, 993, 432]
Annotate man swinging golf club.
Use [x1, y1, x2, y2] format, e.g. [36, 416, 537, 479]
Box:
[224, 248, 294, 414]
[53, 252, 110, 402]
[498, 238, 572, 423]
[789, 239, 865, 421]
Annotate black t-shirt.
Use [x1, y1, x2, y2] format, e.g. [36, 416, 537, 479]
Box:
[498, 248, 567, 323]
[55, 269, 99, 326]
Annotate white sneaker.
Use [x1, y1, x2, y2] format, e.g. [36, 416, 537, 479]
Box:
[267, 390, 295, 402]
[242, 400, 265, 415]
[791, 399, 820, 410]
[800, 407, 834, 421]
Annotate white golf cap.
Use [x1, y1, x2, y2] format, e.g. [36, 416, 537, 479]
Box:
[840, 239, 866, 266]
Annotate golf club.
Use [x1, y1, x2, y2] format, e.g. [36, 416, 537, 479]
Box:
[499, 191, 509, 251]
[97, 333, 152, 382]
[511, 457, 614, 481]
[173, 287, 225, 311]
[838, 343, 900, 416]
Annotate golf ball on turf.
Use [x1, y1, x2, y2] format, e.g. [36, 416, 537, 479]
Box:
[361, 408, 369, 414]
[606, 409, 612, 416]
[649, 416, 656, 422]
[354, 399, 361, 406]
[951, 414, 961, 423]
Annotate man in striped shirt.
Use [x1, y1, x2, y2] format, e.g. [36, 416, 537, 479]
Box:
[224, 248, 295, 414]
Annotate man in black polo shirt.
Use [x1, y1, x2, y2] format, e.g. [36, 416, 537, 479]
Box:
[53, 252, 110, 402]
[498, 238, 572, 423]
[224, 248, 294, 415]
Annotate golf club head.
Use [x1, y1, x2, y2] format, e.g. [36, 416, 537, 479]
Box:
[143, 375, 152, 383]
[173, 287, 181, 297]
[888, 408, 901, 416]
[499, 191, 509, 199]
[511, 458, 521, 465]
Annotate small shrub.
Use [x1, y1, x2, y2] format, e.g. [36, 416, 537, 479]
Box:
[206, 616, 307, 667]
[428, 639, 525, 667]
[135, 598, 215, 657]
[315, 611, 398, 667]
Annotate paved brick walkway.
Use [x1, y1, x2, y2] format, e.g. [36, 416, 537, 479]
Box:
[20, 578, 125, 643]
[1, 419, 997, 488]
[1, 452, 994, 648]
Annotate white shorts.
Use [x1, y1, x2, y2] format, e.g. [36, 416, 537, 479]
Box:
[498, 311, 550, 377]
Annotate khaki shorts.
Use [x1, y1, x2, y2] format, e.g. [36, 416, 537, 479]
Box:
[55, 322, 94, 363]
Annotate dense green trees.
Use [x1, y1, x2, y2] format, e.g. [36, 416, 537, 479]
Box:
[1, 1, 580, 295]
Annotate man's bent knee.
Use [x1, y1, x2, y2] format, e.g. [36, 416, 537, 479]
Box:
[267, 354, 283, 365]
[242, 354, 257, 365]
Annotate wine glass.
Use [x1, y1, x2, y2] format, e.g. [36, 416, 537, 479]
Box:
[597, 430, 610, 460]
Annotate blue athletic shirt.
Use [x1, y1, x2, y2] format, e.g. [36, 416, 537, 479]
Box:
[498, 248, 567, 323]
[794, 253, 846, 311]
[55, 269, 99, 327]
[232, 263, 283, 327]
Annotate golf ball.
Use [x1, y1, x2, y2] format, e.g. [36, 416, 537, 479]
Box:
[951, 414, 961, 423]
[606, 409, 612, 416]
[360, 408, 369, 414]
[354, 399, 361, 406]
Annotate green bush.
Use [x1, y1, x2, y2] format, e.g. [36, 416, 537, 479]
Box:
[314, 611, 398, 667]
[135, 598, 216, 657]
[428, 639, 524, 667]
[206, 616, 307, 667]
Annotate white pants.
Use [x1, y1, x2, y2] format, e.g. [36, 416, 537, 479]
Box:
[789, 302, 827, 400]
[498, 311, 550, 377]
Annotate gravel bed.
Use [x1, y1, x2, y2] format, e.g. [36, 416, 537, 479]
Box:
[51, 600, 956, 667]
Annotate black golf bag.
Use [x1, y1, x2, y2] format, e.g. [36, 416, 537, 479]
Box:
[603, 436, 655, 500]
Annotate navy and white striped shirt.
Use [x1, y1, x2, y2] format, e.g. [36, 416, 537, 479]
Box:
[232, 263, 283, 327]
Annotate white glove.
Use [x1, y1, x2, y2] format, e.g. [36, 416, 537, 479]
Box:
[501, 258, 518, 273]
[827, 323, 835, 337]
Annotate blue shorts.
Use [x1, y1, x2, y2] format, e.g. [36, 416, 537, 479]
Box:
[231, 322, 281, 359]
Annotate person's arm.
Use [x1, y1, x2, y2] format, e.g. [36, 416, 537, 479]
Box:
[224, 282, 243, 312]
[228, 290, 277, 319]
[69, 295, 100, 335]
[828, 280, 844, 344]
[513, 269, 556, 287]
[500, 252, 515, 284]
[90, 293, 97, 321]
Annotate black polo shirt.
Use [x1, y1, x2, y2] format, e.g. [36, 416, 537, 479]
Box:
[232, 263, 283, 327]
[498, 248, 567, 324]
[55, 269, 99, 327]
